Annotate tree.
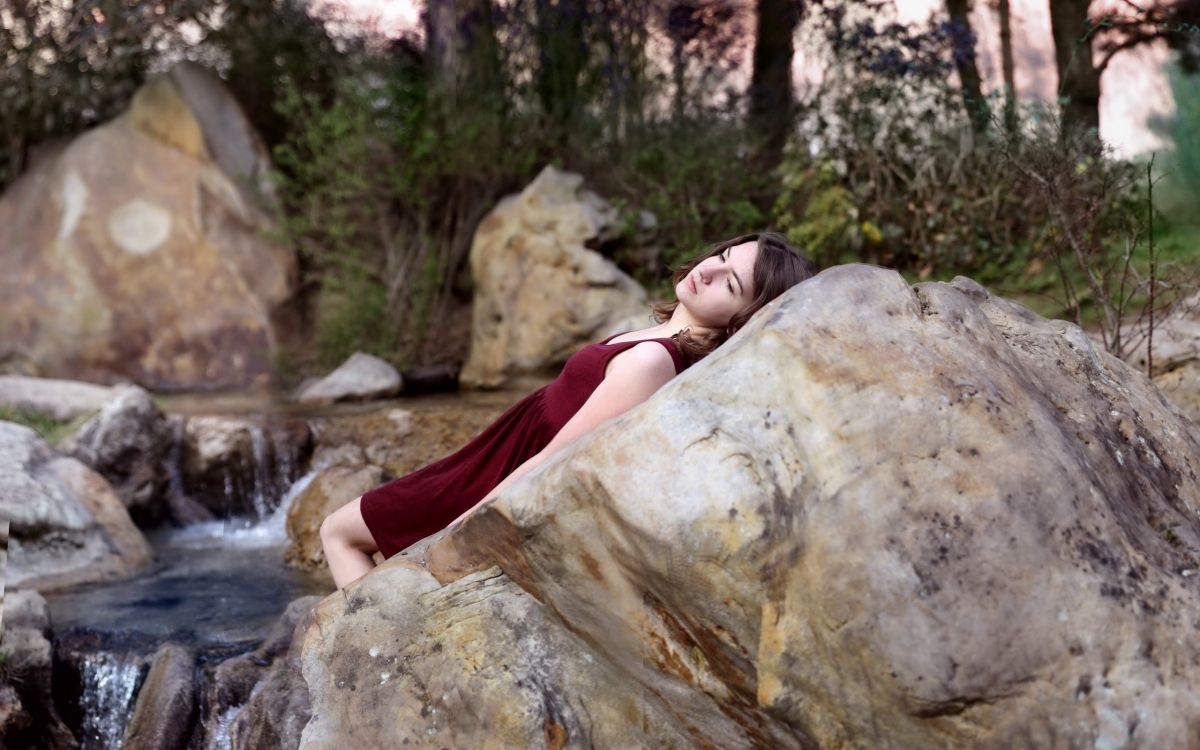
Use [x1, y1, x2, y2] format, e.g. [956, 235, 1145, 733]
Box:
[945, 0, 989, 134]
[534, 0, 589, 138]
[423, 0, 505, 120]
[992, 0, 1017, 136]
[1088, 0, 1200, 74]
[748, 0, 801, 166]
[1048, 0, 1101, 140]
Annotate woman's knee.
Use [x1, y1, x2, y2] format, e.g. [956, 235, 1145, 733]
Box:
[321, 496, 375, 551]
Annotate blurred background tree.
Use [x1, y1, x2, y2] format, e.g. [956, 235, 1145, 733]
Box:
[2, 0, 1197, 374]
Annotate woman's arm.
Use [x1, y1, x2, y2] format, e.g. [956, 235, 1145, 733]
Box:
[445, 341, 678, 530]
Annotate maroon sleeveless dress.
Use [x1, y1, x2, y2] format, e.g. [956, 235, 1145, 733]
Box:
[360, 332, 689, 558]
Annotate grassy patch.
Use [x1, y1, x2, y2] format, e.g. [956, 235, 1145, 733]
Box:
[0, 404, 93, 447]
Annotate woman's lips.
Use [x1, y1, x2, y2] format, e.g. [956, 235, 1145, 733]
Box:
[687, 275, 697, 294]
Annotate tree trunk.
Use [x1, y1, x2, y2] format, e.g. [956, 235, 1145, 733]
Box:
[1048, 0, 1101, 138]
[946, 0, 990, 134]
[748, 0, 800, 165]
[535, 0, 588, 137]
[672, 33, 687, 122]
[997, 0, 1018, 136]
[424, 0, 504, 110]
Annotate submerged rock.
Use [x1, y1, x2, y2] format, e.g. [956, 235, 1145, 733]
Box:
[460, 165, 649, 388]
[303, 264, 1200, 748]
[1, 422, 153, 592]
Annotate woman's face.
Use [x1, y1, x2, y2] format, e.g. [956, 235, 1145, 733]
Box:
[675, 240, 759, 328]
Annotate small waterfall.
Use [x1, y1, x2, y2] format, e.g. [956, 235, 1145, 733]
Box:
[205, 677, 268, 750]
[159, 415, 311, 526]
[162, 466, 320, 549]
[77, 650, 145, 750]
[164, 418, 189, 507]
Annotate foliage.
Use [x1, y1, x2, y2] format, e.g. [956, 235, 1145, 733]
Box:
[1150, 60, 1200, 223]
[575, 113, 770, 292]
[4, 0, 1195, 375]
[0, 0, 198, 189]
[0, 0, 345, 194]
[770, 3, 1196, 365]
[269, 47, 542, 370]
[774, 7, 1042, 274]
[772, 156, 862, 268]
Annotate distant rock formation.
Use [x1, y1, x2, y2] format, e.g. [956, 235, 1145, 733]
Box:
[301, 265, 1200, 748]
[0, 62, 296, 390]
[460, 165, 649, 388]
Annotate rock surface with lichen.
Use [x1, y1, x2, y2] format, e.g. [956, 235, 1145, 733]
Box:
[301, 263, 1200, 749]
[0, 61, 295, 389]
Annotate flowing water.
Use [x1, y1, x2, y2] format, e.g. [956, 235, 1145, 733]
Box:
[47, 462, 330, 750]
[39, 383, 543, 748]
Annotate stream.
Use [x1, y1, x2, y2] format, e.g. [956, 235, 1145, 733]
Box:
[35, 382, 543, 749]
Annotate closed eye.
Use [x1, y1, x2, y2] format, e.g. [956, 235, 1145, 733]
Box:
[721, 249, 744, 297]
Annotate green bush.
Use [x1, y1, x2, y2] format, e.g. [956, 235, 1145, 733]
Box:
[1151, 60, 1200, 225]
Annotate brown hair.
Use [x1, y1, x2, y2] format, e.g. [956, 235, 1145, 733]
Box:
[650, 231, 818, 366]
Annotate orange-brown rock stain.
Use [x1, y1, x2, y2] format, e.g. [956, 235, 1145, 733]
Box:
[646, 628, 695, 683]
[579, 551, 606, 583]
[543, 720, 567, 750]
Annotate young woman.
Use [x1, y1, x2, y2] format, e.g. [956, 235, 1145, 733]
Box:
[320, 231, 817, 589]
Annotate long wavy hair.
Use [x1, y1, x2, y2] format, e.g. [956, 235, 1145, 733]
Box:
[650, 231, 818, 366]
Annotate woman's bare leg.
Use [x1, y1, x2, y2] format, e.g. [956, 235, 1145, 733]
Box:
[320, 496, 378, 590]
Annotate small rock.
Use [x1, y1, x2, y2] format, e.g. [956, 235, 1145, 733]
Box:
[60, 385, 174, 526]
[294, 353, 402, 405]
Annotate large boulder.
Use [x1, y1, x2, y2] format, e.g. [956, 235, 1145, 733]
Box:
[1, 421, 154, 592]
[302, 264, 1200, 748]
[460, 165, 650, 388]
[0, 63, 296, 389]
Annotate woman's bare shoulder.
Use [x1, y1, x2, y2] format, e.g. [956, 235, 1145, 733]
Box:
[604, 340, 677, 381]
